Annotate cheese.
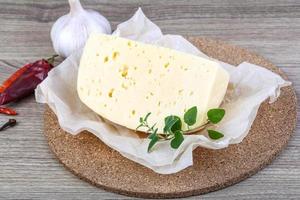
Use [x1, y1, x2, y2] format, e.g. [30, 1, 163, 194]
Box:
[77, 34, 230, 133]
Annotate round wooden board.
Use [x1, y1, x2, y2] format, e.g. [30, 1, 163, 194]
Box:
[44, 37, 297, 199]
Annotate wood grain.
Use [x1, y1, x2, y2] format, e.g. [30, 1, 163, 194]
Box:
[0, 0, 299, 199]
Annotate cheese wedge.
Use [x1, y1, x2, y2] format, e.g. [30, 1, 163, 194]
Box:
[77, 34, 229, 133]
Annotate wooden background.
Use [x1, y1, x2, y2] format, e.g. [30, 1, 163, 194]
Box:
[0, 0, 299, 199]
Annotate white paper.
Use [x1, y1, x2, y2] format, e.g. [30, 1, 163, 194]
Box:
[36, 8, 291, 174]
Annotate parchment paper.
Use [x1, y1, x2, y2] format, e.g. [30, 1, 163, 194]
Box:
[36, 8, 291, 174]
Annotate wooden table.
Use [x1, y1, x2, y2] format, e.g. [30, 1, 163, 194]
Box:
[0, 0, 299, 199]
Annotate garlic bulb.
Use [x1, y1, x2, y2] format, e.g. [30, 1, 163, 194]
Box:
[51, 0, 111, 58]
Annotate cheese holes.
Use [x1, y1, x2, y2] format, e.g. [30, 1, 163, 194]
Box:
[121, 83, 128, 90]
[104, 56, 109, 63]
[120, 65, 129, 78]
[164, 62, 170, 68]
[112, 51, 119, 60]
[108, 88, 114, 98]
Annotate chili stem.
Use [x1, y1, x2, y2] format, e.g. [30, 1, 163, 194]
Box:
[47, 55, 59, 65]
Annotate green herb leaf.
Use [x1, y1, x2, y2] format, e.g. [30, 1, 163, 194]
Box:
[207, 108, 225, 124]
[139, 117, 143, 123]
[163, 115, 182, 134]
[208, 129, 224, 140]
[148, 134, 159, 152]
[148, 128, 158, 139]
[184, 106, 197, 126]
[170, 130, 184, 149]
[147, 123, 157, 132]
[144, 112, 151, 121]
[150, 123, 157, 130]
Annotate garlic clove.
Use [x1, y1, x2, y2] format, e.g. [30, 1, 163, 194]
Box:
[85, 9, 111, 34]
[51, 0, 111, 58]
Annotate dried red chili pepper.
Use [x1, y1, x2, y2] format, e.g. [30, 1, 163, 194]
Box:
[0, 55, 58, 105]
[0, 107, 17, 115]
[0, 63, 31, 93]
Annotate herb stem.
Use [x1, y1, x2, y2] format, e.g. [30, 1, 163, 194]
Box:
[157, 134, 166, 139]
[184, 120, 210, 135]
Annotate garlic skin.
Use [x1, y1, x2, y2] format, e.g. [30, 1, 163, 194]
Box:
[51, 0, 111, 58]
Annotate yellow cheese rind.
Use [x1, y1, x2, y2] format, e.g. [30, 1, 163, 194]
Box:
[77, 34, 229, 133]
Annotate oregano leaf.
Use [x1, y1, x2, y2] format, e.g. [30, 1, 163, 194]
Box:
[170, 130, 184, 149]
[163, 115, 182, 134]
[150, 123, 157, 130]
[207, 108, 225, 124]
[148, 128, 158, 139]
[148, 132, 155, 139]
[208, 129, 224, 140]
[184, 106, 197, 126]
[144, 112, 151, 121]
[148, 134, 159, 152]
[139, 117, 143, 123]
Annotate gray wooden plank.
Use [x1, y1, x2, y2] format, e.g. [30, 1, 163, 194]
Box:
[0, 0, 299, 199]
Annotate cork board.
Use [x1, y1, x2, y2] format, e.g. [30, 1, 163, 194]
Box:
[44, 37, 297, 199]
